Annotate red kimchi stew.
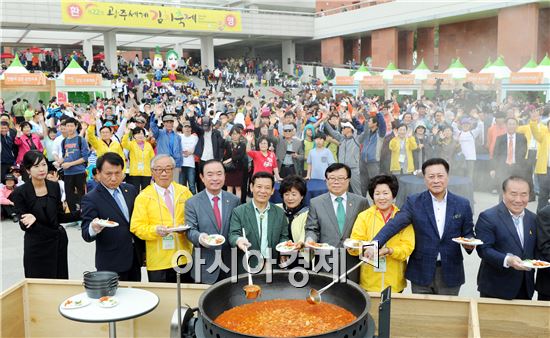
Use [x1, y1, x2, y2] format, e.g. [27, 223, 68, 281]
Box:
[214, 299, 356, 337]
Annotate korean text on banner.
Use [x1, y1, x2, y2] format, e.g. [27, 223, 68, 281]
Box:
[61, 1, 242, 32]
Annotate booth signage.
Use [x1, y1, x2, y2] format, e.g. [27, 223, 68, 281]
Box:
[335, 76, 354, 85]
[360, 76, 384, 86]
[465, 73, 494, 85]
[509, 72, 544, 84]
[392, 74, 415, 85]
[61, 0, 242, 32]
[426, 73, 451, 85]
[4, 73, 46, 86]
[64, 74, 102, 86]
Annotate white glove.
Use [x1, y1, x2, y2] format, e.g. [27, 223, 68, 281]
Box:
[236, 237, 251, 252]
[198, 233, 211, 249]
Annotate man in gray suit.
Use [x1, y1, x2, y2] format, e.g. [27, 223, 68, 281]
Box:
[275, 123, 304, 178]
[305, 163, 369, 282]
[186, 159, 240, 284]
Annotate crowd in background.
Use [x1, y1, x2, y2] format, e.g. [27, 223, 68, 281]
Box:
[1, 55, 550, 301]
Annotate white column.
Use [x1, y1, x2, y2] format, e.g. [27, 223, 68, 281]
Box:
[82, 39, 93, 72]
[200, 36, 214, 70]
[174, 43, 184, 57]
[282, 40, 295, 74]
[103, 31, 118, 74]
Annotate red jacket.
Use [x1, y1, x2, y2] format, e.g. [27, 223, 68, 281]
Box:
[14, 133, 44, 164]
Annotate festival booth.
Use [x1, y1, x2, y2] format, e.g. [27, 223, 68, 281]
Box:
[500, 55, 550, 102]
[55, 59, 112, 104]
[331, 76, 360, 99]
[1, 279, 549, 338]
[0, 58, 55, 103]
[386, 74, 421, 100]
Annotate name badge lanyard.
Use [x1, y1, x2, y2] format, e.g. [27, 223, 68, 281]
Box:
[156, 188, 178, 251]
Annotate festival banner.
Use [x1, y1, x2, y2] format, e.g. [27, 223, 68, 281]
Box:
[426, 73, 452, 85]
[335, 76, 354, 85]
[359, 76, 384, 87]
[465, 73, 495, 85]
[391, 74, 415, 85]
[509, 72, 544, 84]
[61, 1, 242, 32]
[4, 73, 46, 86]
[64, 74, 102, 86]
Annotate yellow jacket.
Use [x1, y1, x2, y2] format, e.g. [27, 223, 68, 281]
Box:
[130, 182, 194, 271]
[389, 136, 417, 173]
[518, 123, 540, 159]
[530, 120, 550, 174]
[86, 124, 125, 168]
[121, 133, 155, 177]
[350, 205, 415, 292]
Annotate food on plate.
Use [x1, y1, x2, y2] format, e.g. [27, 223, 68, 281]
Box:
[276, 241, 298, 251]
[215, 299, 356, 337]
[98, 296, 118, 307]
[524, 260, 550, 268]
[206, 235, 225, 245]
[454, 237, 477, 243]
[305, 240, 333, 250]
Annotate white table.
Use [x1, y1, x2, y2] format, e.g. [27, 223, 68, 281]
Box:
[59, 288, 159, 338]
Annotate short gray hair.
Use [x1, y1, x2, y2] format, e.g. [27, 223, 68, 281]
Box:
[150, 154, 176, 169]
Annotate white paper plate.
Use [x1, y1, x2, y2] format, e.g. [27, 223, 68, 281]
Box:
[276, 241, 299, 253]
[522, 260, 550, 269]
[343, 239, 365, 249]
[96, 219, 119, 228]
[205, 234, 225, 246]
[98, 296, 119, 308]
[304, 241, 335, 251]
[167, 225, 192, 232]
[61, 296, 91, 309]
[452, 237, 484, 246]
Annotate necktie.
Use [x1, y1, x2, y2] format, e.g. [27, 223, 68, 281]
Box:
[506, 136, 513, 165]
[259, 213, 268, 257]
[112, 189, 129, 222]
[512, 216, 524, 247]
[336, 196, 345, 235]
[164, 189, 174, 217]
[212, 196, 222, 231]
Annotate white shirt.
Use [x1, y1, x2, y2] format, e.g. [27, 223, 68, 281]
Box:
[430, 191, 448, 261]
[52, 134, 65, 160]
[330, 192, 347, 216]
[180, 133, 198, 168]
[154, 183, 175, 223]
[507, 133, 516, 164]
[205, 189, 223, 221]
[503, 209, 525, 268]
[201, 130, 214, 161]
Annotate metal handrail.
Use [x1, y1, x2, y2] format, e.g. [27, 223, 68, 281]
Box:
[315, 0, 395, 17]
[295, 61, 415, 73]
[100, 0, 316, 17]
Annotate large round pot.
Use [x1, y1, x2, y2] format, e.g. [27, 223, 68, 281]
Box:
[198, 270, 372, 338]
[83, 271, 118, 283]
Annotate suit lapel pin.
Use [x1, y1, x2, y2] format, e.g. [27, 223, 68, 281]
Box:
[124, 189, 128, 193]
[530, 230, 532, 235]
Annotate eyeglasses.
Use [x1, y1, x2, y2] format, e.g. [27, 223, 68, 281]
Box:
[152, 167, 174, 174]
[283, 129, 293, 132]
[327, 176, 349, 182]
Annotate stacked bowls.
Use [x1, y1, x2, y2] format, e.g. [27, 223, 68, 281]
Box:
[83, 271, 119, 299]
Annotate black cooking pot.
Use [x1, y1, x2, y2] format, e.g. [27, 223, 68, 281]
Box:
[198, 270, 372, 338]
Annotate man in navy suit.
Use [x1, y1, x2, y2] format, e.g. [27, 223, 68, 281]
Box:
[372, 158, 475, 295]
[476, 176, 537, 300]
[186, 160, 240, 284]
[81, 152, 144, 281]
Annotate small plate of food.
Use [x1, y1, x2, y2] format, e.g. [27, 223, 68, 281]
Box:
[98, 296, 119, 308]
[61, 296, 91, 309]
[204, 234, 225, 247]
[452, 237, 484, 246]
[96, 219, 119, 228]
[276, 241, 300, 253]
[167, 224, 192, 233]
[343, 238, 366, 255]
[522, 259, 550, 269]
[305, 240, 335, 251]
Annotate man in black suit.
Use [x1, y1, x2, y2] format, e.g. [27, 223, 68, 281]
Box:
[81, 152, 143, 281]
[536, 205, 550, 301]
[189, 116, 224, 192]
[491, 117, 528, 199]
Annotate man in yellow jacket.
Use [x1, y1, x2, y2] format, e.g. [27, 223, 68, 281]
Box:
[131, 154, 194, 282]
[529, 111, 550, 212]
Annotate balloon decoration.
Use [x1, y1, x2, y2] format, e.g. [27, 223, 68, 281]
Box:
[166, 49, 179, 82]
[323, 67, 335, 81]
[153, 46, 164, 82]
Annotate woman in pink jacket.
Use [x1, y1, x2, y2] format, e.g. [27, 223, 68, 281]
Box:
[14, 121, 43, 165]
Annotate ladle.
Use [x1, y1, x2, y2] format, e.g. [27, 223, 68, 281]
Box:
[242, 228, 261, 300]
[307, 260, 364, 305]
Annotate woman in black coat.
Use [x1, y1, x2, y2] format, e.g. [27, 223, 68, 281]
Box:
[223, 125, 247, 200]
[9, 151, 79, 279]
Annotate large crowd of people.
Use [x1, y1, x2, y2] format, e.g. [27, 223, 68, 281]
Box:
[1, 58, 550, 302]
